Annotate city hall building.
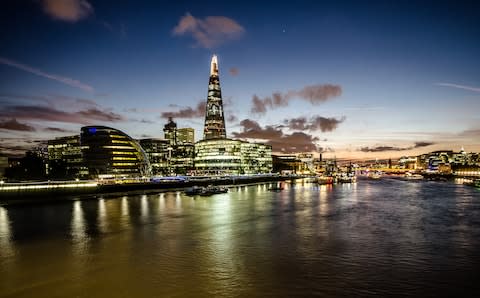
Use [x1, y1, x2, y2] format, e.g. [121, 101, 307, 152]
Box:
[80, 126, 151, 178]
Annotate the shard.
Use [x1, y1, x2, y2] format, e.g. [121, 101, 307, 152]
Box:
[203, 55, 226, 140]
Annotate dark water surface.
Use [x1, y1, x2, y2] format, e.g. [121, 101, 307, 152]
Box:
[1, 178, 480, 297]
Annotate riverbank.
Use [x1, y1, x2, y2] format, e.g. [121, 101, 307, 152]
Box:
[0, 175, 291, 205]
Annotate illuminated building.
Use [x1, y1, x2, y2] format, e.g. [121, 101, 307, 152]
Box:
[194, 55, 272, 175]
[164, 117, 177, 145]
[177, 128, 195, 145]
[81, 126, 150, 178]
[139, 138, 170, 175]
[195, 139, 272, 175]
[203, 55, 226, 140]
[171, 143, 195, 175]
[141, 118, 195, 175]
[47, 135, 87, 178]
[272, 155, 303, 174]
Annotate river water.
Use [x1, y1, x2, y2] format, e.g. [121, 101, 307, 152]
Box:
[1, 178, 480, 297]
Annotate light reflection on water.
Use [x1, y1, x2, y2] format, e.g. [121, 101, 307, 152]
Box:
[0, 206, 13, 258]
[1, 179, 480, 297]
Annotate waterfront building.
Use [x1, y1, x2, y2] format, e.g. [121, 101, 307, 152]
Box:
[203, 55, 226, 140]
[194, 55, 272, 175]
[141, 120, 196, 176]
[297, 153, 315, 174]
[139, 138, 170, 176]
[47, 135, 87, 178]
[195, 139, 272, 175]
[81, 126, 150, 178]
[171, 143, 195, 175]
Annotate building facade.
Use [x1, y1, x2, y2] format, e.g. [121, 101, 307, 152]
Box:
[163, 117, 177, 146]
[177, 128, 195, 145]
[139, 138, 170, 176]
[195, 139, 272, 175]
[81, 126, 150, 178]
[47, 135, 86, 178]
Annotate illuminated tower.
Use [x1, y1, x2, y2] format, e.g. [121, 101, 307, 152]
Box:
[203, 55, 226, 139]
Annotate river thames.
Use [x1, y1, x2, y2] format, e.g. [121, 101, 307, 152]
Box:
[1, 178, 479, 297]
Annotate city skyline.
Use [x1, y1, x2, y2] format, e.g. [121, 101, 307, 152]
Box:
[1, 0, 479, 159]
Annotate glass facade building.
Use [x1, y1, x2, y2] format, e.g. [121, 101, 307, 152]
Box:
[47, 135, 86, 178]
[139, 138, 170, 176]
[81, 126, 150, 178]
[163, 117, 177, 146]
[203, 55, 226, 140]
[177, 128, 195, 145]
[195, 139, 272, 175]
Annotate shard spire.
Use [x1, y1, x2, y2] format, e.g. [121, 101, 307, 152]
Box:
[210, 54, 219, 76]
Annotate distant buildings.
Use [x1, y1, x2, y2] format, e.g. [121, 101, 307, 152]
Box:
[12, 55, 274, 180]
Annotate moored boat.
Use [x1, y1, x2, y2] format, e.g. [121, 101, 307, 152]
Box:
[184, 186, 204, 196]
[199, 185, 229, 196]
[318, 176, 334, 185]
[404, 172, 423, 180]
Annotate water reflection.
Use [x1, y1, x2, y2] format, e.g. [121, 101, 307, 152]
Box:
[98, 199, 107, 233]
[71, 200, 87, 252]
[0, 206, 14, 257]
[2, 181, 480, 297]
[140, 195, 149, 221]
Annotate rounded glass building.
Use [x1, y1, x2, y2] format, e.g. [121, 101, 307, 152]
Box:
[80, 126, 150, 178]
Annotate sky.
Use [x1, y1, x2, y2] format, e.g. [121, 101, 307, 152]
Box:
[1, 0, 479, 159]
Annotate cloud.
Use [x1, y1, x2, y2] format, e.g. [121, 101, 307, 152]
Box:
[251, 84, 342, 114]
[0, 138, 48, 157]
[41, 0, 93, 22]
[359, 142, 435, 152]
[0, 119, 35, 132]
[283, 116, 345, 132]
[435, 82, 480, 93]
[140, 119, 155, 124]
[0, 57, 94, 92]
[161, 101, 206, 119]
[227, 114, 238, 122]
[173, 13, 245, 48]
[0, 105, 125, 124]
[459, 129, 480, 137]
[232, 119, 320, 153]
[229, 67, 239, 76]
[44, 127, 73, 133]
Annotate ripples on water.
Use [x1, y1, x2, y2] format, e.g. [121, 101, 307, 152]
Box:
[1, 179, 480, 297]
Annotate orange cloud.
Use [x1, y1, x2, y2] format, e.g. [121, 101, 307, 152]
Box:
[251, 84, 342, 114]
[173, 13, 245, 48]
[41, 0, 93, 22]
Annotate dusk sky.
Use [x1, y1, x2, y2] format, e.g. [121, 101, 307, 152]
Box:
[1, 0, 479, 159]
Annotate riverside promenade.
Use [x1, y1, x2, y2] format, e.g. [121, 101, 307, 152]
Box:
[0, 175, 291, 204]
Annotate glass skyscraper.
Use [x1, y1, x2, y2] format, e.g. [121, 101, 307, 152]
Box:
[203, 55, 226, 140]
